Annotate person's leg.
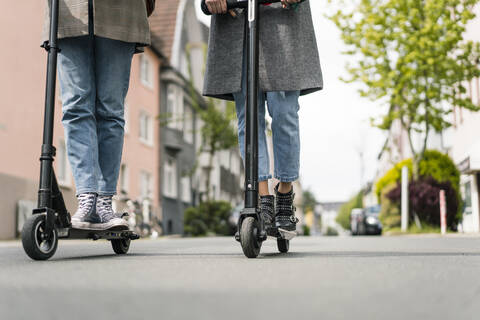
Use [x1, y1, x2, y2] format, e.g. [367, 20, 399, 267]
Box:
[266, 90, 301, 231]
[232, 61, 272, 191]
[93, 36, 134, 228]
[57, 35, 100, 228]
[233, 59, 274, 225]
[94, 36, 135, 196]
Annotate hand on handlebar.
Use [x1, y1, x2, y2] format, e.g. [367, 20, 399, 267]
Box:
[205, 0, 227, 14]
[205, 0, 237, 16]
[281, 0, 302, 9]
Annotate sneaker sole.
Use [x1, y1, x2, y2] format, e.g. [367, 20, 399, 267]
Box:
[71, 220, 93, 230]
[88, 219, 129, 230]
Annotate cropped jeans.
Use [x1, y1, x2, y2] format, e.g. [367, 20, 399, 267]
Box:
[57, 35, 135, 196]
[233, 60, 301, 183]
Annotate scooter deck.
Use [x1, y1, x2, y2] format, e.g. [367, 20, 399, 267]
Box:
[59, 226, 139, 241]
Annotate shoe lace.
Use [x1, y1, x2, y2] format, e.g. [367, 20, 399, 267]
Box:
[75, 193, 96, 218]
[97, 195, 115, 222]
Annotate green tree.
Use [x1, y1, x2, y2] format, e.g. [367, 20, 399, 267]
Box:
[329, 0, 480, 177]
[336, 191, 364, 230]
[302, 189, 318, 213]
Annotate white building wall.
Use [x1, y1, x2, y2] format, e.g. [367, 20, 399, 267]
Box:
[450, 4, 480, 233]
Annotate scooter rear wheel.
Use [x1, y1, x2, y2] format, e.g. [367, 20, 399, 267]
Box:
[111, 238, 130, 254]
[22, 214, 58, 260]
[240, 217, 261, 258]
[277, 238, 289, 253]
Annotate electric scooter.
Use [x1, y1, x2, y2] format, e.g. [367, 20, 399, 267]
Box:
[202, 0, 305, 258]
[21, 0, 139, 261]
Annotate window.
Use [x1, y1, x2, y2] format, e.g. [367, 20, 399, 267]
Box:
[463, 181, 472, 215]
[166, 84, 176, 129]
[163, 157, 177, 198]
[184, 106, 194, 144]
[165, 84, 184, 130]
[139, 110, 153, 146]
[119, 163, 129, 194]
[181, 176, 191, 203]
[139, 170, 152, 200]
[140, 54, 153, 88]
[56, 139, 71, 187]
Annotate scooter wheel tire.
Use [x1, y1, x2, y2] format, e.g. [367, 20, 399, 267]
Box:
[277, 238, 289, 253]
[111, 238, 130, 254]
[240, 217, 261, 258]
[22, 214, 58, 261]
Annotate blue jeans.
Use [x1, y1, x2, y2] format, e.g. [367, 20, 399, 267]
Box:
[57, 35, 135, 196]
[233, 70, 301, 183]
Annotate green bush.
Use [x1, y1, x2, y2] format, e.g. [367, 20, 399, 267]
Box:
[379, 184, 401, 230]
[336, 191, 364, 230]
[326, 226, 339, 236]
[184, 201, 234, 237]
[376, 150, 462, 229]
[419, 150, 460, 195]
[375, 158, 412, 201]
[303, 225, 311, 236]
[376, 150, 460, 205]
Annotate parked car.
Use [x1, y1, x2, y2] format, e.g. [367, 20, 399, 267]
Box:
[350, 205, 382, 236]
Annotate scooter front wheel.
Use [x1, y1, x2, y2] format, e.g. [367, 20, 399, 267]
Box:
[22, 214, 58, 260]
[240, 217, 261, 258]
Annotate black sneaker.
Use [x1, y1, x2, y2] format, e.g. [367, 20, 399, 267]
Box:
[260, 195, 275, 228]
[274, 183, 298, 232]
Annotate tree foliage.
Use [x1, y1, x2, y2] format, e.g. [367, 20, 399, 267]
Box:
[184, 200, 235, 236]
[302, 189, 318, 213]
[329, 0, 480, 173]
[387, 177, 460, 229]
[376, 150, 461, 229]
[375, 150, 460, 199]
[336, 191, 364, 230]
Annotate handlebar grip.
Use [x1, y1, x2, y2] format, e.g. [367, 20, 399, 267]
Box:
[201, 0, 282, 16]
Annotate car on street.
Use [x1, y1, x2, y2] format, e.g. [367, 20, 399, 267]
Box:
[350, 205, 382, 236]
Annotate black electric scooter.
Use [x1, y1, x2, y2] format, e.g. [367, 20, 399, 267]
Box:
[21, 0, 139, 261]
[202, 0, 304, 258]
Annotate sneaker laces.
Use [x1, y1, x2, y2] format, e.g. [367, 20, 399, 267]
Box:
[74, 193, 96, 219]
[96, 195, 116, 222]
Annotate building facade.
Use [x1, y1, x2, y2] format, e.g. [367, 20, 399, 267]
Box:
[450, 5, 480, 233]
[151, 0, 244, 235]
[0, 0, 164, 239]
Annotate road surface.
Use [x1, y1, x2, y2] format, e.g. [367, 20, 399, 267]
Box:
[1, 235, 479, 319]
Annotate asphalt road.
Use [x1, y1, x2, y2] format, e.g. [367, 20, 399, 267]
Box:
[1, 235, 480, 320]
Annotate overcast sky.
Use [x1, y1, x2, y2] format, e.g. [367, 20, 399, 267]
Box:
[196, 0, 387, 202]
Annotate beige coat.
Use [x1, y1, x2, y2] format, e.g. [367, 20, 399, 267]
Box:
[43, 0, 150, 46]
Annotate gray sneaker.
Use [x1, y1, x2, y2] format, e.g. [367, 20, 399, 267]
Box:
[93, 195, 128, 230]
[71, 193, 99, 229]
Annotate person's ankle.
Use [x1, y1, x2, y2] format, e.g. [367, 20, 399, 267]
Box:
[277, 183, 293, 194]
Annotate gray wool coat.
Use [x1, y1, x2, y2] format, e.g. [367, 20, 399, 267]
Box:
[43, 0, 150, 46]
[203, 1, 323, 101]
